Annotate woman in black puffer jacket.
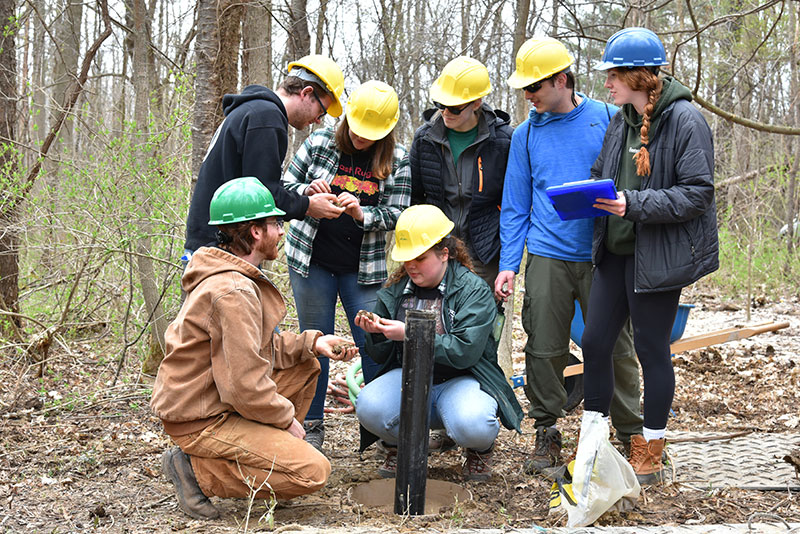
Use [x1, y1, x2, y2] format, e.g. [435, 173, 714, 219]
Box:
[581, 27, 718, 485]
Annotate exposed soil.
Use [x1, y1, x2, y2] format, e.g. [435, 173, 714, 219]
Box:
[1, 287, 799, 532]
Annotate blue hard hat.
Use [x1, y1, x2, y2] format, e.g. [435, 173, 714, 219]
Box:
[594, 27, 668, 70]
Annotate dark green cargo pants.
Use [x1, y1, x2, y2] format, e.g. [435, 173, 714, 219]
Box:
[521, 254, 642, 441]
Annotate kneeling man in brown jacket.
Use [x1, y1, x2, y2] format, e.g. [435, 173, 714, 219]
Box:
[151, 177, 358, 519]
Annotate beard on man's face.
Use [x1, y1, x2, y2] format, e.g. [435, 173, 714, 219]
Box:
[254, 226, 280, 261]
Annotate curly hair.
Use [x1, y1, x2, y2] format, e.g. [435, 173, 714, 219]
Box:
[385, 236, 474, 287]
[215, 219, 270, 256]
[614, 67, 663, 176]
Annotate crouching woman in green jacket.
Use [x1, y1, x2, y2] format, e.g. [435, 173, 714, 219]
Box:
[354, 205, 523, 482]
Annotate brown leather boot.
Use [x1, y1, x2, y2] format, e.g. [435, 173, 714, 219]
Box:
[629, 434, 665, 484]
[162, 447, 220, 519]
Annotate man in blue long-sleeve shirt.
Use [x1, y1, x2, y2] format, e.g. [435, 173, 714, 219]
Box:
[494, 37, 642, 474]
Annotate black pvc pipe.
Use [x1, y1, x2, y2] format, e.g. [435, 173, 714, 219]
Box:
[394, 309, 436, 515]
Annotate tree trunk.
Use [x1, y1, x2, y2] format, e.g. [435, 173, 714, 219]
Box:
[0, 0, 19, 329]
[243, 0, 271, 87]
[192, 0, 243, 182]
[314, 0, 326, 54]
[287, 0, 311, 62]
[513, 0, 531, 125]
[131, 0, 169, 376]
[786, 2, 799, 265]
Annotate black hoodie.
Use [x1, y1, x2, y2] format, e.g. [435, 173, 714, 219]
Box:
[184, 85, 310, 252]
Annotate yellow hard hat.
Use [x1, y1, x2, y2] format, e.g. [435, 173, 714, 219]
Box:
[429, 56, 492, 106]
[346, 81, 399, 141]
[391, 205, 455, 262]
[507, 37, 574, 89]
[287, 55, 345, 117]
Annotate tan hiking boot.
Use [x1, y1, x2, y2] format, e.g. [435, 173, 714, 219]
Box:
[161, 447, 220, 519]
[629, 434, 665, 484]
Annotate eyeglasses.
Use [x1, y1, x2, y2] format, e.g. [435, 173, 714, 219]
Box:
[265, 219, 284, 230]
[523, 74, 555, 94]
[310, 89, 328, 121]
[433, 101, 471, 115]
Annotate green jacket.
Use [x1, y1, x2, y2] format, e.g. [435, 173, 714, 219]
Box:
[360, 261, 523, 450]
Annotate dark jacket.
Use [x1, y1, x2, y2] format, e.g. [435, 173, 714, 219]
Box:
[590, 80, 719, 292]
[358, 260, 523, 451]
[410, 105, 513, 264]
[184, 85, 309, 252]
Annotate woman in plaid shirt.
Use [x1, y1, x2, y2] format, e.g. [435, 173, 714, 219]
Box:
[282, 81, 411, 451]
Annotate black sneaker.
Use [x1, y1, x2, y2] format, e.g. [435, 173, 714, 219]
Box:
[303, 419, 325, 451]
[524, 427, 562, 474]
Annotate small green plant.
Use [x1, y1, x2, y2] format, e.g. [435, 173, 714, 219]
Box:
[448, 494, 464, 530]
[258, 495, 278, 529]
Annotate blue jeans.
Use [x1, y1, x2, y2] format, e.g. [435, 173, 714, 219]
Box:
[289, 264, 381, 422]
[356, 368, 500, 452]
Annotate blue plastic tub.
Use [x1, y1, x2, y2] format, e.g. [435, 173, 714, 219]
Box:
[570, 301, 694, 348]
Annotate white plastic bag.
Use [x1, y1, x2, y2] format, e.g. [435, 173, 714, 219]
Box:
[560, 410, 640, 527]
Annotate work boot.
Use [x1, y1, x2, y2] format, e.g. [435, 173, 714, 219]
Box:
[303, 419, 325, 452]
[462, 446, 494, 482]
[525, 427, 562, 474]
[377, 443, 397, 478]
[161, 447, 220, 520]
[428, 429, 457, 453]
[621, 438, 631, 458]
[629, 434, 666, 484]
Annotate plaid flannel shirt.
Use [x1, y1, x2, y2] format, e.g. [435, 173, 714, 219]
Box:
[282, 127, 411, 285]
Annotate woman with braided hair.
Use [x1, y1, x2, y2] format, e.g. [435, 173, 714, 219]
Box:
[580, 28, 718, 484]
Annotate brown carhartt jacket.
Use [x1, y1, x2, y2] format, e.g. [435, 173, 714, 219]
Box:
[151, 246, 321, 435]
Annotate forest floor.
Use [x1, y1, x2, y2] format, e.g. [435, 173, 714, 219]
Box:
[1, 286, 799, 533]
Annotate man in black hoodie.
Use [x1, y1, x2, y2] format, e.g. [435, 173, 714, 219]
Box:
[184, 55, 347, 255]
[410, 57, 512, 288]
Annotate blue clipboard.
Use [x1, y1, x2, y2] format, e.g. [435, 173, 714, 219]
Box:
[545, 179, 617, 221]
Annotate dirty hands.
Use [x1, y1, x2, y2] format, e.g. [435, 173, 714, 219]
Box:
[306, 191, 344, 219]
[304, 179, 362, 221]
[494, 270, 515, 301]
[315, 334, 359, 361]
[335, 192, 363, 222]
[354, 312, 405, 341]
[593, 191, 627, 217]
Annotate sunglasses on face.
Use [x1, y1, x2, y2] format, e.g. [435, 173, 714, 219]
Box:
[523, 74, 555, 94]
[433, 101, 471, 115]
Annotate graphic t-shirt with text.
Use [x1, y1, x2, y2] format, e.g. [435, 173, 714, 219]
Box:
[311, 149, 380, 273]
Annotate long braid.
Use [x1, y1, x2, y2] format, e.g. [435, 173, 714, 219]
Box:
[635, 75, 662, 176]
[616, 68, 662, 176]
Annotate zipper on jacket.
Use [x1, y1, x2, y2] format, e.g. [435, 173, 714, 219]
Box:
[682, 226, 696, 257]
[478, 156, 484, 192]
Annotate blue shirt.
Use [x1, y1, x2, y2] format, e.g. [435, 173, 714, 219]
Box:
[499, 95, 617, 271]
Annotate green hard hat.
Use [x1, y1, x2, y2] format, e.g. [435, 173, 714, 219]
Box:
[208, 177, 286, 225]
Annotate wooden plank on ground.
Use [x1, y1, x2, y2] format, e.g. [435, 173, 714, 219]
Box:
[562, 321, 790, 378]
